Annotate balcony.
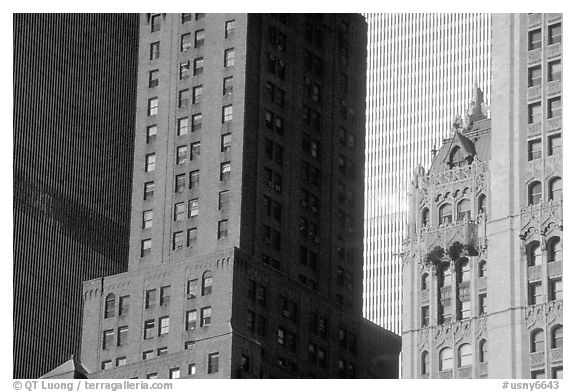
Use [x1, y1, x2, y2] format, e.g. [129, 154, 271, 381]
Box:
[422, 221, 483, 252]
[521, 199, 562, 240]
[440, 286, 451, 302]
[528, 265, 542, 282]
[548, 261, 562, 277]
[547, 117, 562, 133]
[479, 362, 488, 377]
[422, 161, 487, 188]
[458, 282, 470, 299]
[457, 366, 472, 379]
[530, 352, 545, 368]
[548, 44, 561, 60]
[421, 289, 429, 304]
[551, 348, 563, 365]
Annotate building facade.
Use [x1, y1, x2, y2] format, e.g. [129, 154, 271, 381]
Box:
[401, 13, 562, 379]
[363, 14, 491, 332]
[79, 13, 399, 379]
[13, 14, 138, 378]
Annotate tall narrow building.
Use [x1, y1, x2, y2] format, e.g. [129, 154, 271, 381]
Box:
[363, 14, 491, 332]
[402, 13, 562, 379]
[13, 14, 138, 378]
[79, 13, 397, 379]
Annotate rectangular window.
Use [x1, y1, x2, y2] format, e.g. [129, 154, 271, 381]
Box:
[192, 85, 203, 104]
[147, 373, 158, 379]
[119, 296, 129, 316]
[187, 228, 197, 247]
[277, 327, 286, 346]
[548, 60, 561, 82]
[157, 347, 167, 356]
[548, 134, 562, 156]
[549, 278, 562, 301]
[528, 282, 543, 305]
[246, 310, 255, 331]
[189, 170, 200, 191]
[117, 326, 128, 346]
[186, 310, 197, 331]
[179, 61, 190, 80]
[143, 320, 155, 339]
[191, 142, 201, 160]
[189, 363, 196, 376]
[528, 102, 542, 124]
[169, 368, 180, 379]
[148, 97, 158, 116]
[178, 89, 190, 108]
[142, 210, 153, 229]
[421, 306, 429, 327]
[151, 14, 161, 32]
[160, 286, 170, 307]
[145, 153, 156, 172]
[528, 139, 542, 161]
[528, 66, 541, 87]
[146, 125, 157, 144]
[195, 13, 205, 20]
[181, 33, 192, 52]
[219, 190, 230, 210]
[101, 360, 112, 370]
[187, 279, 198, 298]
[192, 113, 202, 131]
[150, 42, 160, 60]
[218, 220, 229, 239]
[223, 76, 233, 95]
[225, 20, 235, 38]
[548, 97, 561, 119]
[194, 30, 205, 48]
[528, 29, 542, 50]
[175, 174, 186, 193]
[159, 316, 170, 335]
[193, 57, 204, 76]
[177, 118, 189, 136]
[142, 350, 153, 360]
[141, 239, 151, 257]
[220, 162, 231, 181]
[174, 202, 185, 221]
[181, 13, 192, 23]
[176, 145, 188, 165]
[102, 330, 114, 350]
[548, 23, 561, 45]
[224, 48, 235, 67]
[222, 105, 233, 123]
[201, 306, 212, 327]
[173, 231, 184, 250]
[479, 293, 487, 315]
[188, 198, 199, 218]
[221, 133, 232, 153]
[208, 352, 219, 374]
[148, 69, 159, 88]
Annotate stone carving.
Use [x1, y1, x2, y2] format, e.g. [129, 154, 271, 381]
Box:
[434, 324, 453, 348]
[546, 300, 563, 326]
[525, 304, 546, 329]
[454, 320, 471, 344]
[476, 316, 487, 339]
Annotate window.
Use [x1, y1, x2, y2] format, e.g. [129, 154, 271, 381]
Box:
[224, 48, 235, 67]
[157, 347, 167, 356]
[141, 239, 151, 257]
[173, 231, 184, 250]
[548, 97, 561, 119]
[146, 125, 157, 144]
[548, 237, 562, 263]
[438, 303, 451, 324]
[173, 202, 185, 221]
[187, 279, 198, 298]
[220, 162, 231, 181]
[528, 282, 542, 305]
[150, 42, 160, 60]
[145, 153, 156, 172]
[549, 279, 562, 301]
[421, 306, 429, 327]
[421, 351, 430, 376]
[439, 203, 452, 224]
[217, 220, 229, 239]
[195, 13, 205, 20]
[549, 177, 562, 201]
[160, 286, 170, 307]
[530, 329, 544, 352]
[189, 170, 200, 191]
[548, 60, 561, 82]
[479, 293, 487, 315]
[119, 296, 129, 316]
[181, 13, 192, 23]
[218, 191, 230, 210]
[101, 360, 112, 370]
[528, 139, 542, 161]
[193, 85, 203, 104]
[190, 141, 201, 160]
[552, 367, 563, 379]
[421, 273, 430, 290]
[458, 344, 472, 368]
[159, 316, 170, 335]
[150, 14, 161, 32]
[439, 347, 453, 371]
[222, 105, 233, 123]
[422, 208, 430, 226]
[221, 133, 232, 153]
[225, 20, 235, 38]
[457, 199, 471, 221]
[457, 258, 470, 283]
[223, 76, 233, 95]
[178, 89, 190, 108]
[192, 113, 202, 131]
[246, 310, 255, 331]
[531, 370, 546, 379]
[528, 66, 541, 87]
[117, 326, 128, 347]
[478, 194, 487, 214]
[146, 373, 158, 379]
[548, 134, 562, 156]
[177, 118, 189, 136]
[143, 320, 155, 340]
[551, 325, 563, 348]
[194, 30, 205, 48]
[458, 300, 471, 320]
[257, 284, 267, 306]
[208, 352, 219, 374]
[527, 241, 542, 266]
[479, 339, 487, 363]
[193, 57, 204, 76]
[187, 228, 197, 247]
[202, 271, 213, 295]
[188, 199, 199, 218]
[179, 61, 190, 80]
[142, 350, 153, 360]
[176, 145, 188, 165]
[148, 97, 158, 116]
[528, 181, 542, 205]
[201, 306, 212, 327]
[528, 102, 542, 124]
[116, 358, 126, 368]
[277, 327, 286, 346]
[102, 329, 114, 350]
[148, 70, 159, 88]
[181, 33, 192, 52]
[175, 174, 186, 193]
[528, 29, 542, 50]
[189, 363, 196, 375]
[169, 368, 180, 379]
[548, 23, 561, 45]
[104, 294, 115, 318]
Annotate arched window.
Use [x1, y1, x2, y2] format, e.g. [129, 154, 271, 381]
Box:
[458, 344, 472, 367]
[439, 347, 453, 371]
[549, 177, 562, 201]
[104, 294, 115, 318]
[478, 260, 487, 278]
[478, 194, 487, 215]
[551, 325, 563, 349]
[421, 351, 430, 375]
[529, 181, 542, 205]
[479, 339, 487, 363]
[548, 237, 562, 263]
[457, 258, 470, 283]
[457, 199, 471, 221]
[201, 271, 213, 296]
[527, 241, 542, 267]
[422, 208, 430, 227]
[439, 203, 452, 224]
[438, 264, 452, 288]
[421, 273, 430, 290]
[531, 329, 544, 353]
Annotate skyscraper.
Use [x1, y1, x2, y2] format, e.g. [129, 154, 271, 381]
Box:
[363, 13, 491, 332]
[78, 13, 398, 379]
[13, 14, 138, 378]
[402, 13, 562, 379]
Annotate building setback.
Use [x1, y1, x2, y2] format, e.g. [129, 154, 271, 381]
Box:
[79, 13, 399, 379]
[363, 14, 491, 332]
[13, 14, 138, 378]
[401, 13, 562, 379]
